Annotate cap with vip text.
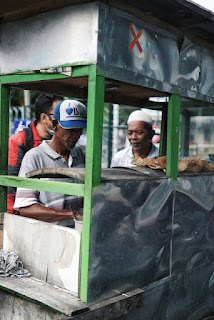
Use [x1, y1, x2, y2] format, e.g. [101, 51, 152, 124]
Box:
[54, 100, 87, 129]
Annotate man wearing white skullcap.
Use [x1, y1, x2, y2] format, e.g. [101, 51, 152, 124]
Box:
[111, 109, 159, 167]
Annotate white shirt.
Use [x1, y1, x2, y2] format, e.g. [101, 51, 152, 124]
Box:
[111, 144, 159, 168]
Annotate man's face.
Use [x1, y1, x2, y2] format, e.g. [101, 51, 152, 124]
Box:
[45, 100, 61, 130]
[127, 121, 153, 152]
[57, 124, 83, 150]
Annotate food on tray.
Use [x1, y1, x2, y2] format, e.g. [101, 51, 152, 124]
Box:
[132, 156, 166, 169]
[206, 163, 214, 172]
[131, 154, 214, 173]
[131, 157, 156, 167]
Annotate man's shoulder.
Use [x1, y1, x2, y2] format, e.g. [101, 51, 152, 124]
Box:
[71, 146, 85, 156]
[111, 147, 132, 167]
[70, 146, 85, 167]
[9, 124, 34, 144]
[113, 147, 132, 158]
[9, 129, 27, 144]
[149, 143, 159, 158]
[23, 140, 45, 158]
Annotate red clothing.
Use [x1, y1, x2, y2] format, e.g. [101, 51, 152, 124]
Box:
[7, 121, 43, 213]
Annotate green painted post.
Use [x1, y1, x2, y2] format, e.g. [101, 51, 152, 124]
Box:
[166, 94, 181, 181]
[80, 65, 105, 302]
[108, 104, 113, 168]
[0, 84, 10, 212]
[0, 176, 85, 196]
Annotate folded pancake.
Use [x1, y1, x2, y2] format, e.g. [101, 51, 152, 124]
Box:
[132, 154, 214, 173]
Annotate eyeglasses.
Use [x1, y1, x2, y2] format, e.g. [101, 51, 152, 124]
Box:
[46, 113, 54, 121]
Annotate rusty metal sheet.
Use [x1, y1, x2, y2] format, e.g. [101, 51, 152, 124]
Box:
[97, 5, 214, 103]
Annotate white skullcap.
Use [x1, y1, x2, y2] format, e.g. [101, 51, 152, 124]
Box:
[127, 110, 153, 125]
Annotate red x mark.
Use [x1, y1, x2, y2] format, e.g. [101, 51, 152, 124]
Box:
[128, 25, 143, 53]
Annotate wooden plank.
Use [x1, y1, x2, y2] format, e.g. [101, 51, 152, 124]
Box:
[26, 168, 85, 182]
[0, 276, 143, 319]
[0, 176, 84, 197]
[26, 167, 166, 181]
[0, 277, 89, 316]
[14, 81, 88, 100]
[57, 288, 144, 320]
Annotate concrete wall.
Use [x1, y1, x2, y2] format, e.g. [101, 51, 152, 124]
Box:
[0, 289, 61, 320]
[3, 214, 81, 295]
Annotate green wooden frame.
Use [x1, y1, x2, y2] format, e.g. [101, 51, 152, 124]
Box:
[166, 94, 181, 181]
[0, 64, 182, 304]
[0, 64, 105, 303]
[0, 84, 10, 212]
[80, 64, 105, 302]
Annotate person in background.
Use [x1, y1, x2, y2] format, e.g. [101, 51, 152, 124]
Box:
[111, 109, 159, 167]
[13, 99, 87, 227]
[7, 93, 62, 213]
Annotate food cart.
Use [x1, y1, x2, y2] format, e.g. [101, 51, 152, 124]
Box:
[0, 0, 214, 319]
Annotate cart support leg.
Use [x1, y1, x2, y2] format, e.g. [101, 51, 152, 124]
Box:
[166, 94, 181, 181]
[80, 65, 105, 302]
[0, 84, 10, 213]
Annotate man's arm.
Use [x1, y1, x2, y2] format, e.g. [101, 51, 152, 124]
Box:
[19, 204, 81, 221]
[8, 131, 26, 213]
[14, 145, 83, 222]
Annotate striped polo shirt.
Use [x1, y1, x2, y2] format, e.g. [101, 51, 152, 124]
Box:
[14, 140, 85, 226]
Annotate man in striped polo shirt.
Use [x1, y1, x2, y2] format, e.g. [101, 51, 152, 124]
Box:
[14, 99, 87, 227]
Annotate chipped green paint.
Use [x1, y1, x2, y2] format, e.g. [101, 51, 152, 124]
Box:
[0, 73, 70, 84]
[0, 62, 91, 76]
[0, 84, 10, 212]
[166, 94, 181, 181]
[0, 176, 85, 197]
[0, 64, 105, 304]
[80, 64, 105, 303]
[0, 65, 92, 83]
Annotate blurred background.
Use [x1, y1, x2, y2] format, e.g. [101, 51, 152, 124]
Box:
[9, 89, 214, 168]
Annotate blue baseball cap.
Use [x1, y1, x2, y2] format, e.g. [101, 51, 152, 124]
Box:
[54, 100, 87, 129]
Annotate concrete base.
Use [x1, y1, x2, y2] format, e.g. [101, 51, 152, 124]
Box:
[0, 289, 62, 320]
[3, 213, 81, 295]
[0, 276, 88, 317]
